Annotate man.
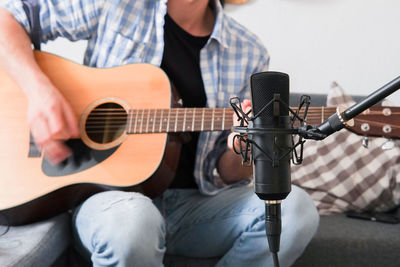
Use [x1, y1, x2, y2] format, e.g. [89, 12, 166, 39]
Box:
[0, 0, 319, 266]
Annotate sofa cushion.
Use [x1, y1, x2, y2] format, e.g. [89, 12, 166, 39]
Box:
[164, 255, 218, 267]
[293, 213, 400, 267]
[291, 83, 400, 215]
[0, 213, 70, 267]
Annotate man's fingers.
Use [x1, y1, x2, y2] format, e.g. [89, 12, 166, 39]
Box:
[227, 132, 236, 150]
[242, 100, 252, 115]
[47, 105, 70, 139]
[34, 102, 79, 140]
[31, 116, 73, 164]
[30, 115, 51, 147]
[229, 99, 252, 151]
[242, 99, 251, 109]
[62, 102, 80, 138]
[232, 99, 252, 126]
[42, 140, 71, 165]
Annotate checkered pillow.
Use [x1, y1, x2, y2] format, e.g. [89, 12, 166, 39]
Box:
[291, 83, 400, 215]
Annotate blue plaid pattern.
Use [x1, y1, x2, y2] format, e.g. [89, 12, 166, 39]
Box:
[2, 0, 270, 195]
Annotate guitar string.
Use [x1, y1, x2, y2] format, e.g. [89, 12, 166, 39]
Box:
[82, 114, 400, 124]
[87, 111, 400, 115]
[83, 121, 400, 129]
[83, 113, 400, 125]
[90, 107, 399, 112]
[83, 115, 400, 121]
[83, 120, 400, 134]
[83, 112, 399, 120]
[91, 107, 348, 110]
[87, 109, 399, 115]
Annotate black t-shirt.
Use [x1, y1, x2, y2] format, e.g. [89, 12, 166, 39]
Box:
[160, 14, 209, 189]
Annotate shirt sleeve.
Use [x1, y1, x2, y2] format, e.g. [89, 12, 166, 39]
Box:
[0, 0, 105, 43]
[208, 130, 231, 185]
[201, 130, 252, 194]
[200, 47, 270, 193]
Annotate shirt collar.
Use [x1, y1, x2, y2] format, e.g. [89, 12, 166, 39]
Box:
[162, 0, 228, 49]
[208, 0, 229, 49]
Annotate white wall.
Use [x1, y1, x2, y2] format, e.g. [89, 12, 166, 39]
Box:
[224, 0, 400, 105]
[43, 0, 400, 105]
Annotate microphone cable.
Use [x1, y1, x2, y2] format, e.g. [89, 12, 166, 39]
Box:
[265, 201, 281, 267]
[272, 252, 280, 267]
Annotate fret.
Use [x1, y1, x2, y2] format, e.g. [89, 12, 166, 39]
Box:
[192, 107, 196, 131]
[201, 108, 205, 131]
[134, 109, 139, 133]
[182, 108, 187, 132]
[222, 108, 225, 130]
[166, 109, 171, 133]
[158, 109, 163, 133]
[211, 109, 215, 131]
[140, 109, 144, 133]
[174, 109, 178, 132]
[152, 109, 157, 133]
[145, 109, 150, 133]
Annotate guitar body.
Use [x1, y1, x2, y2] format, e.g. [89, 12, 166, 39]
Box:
[0, 52, 179, 225]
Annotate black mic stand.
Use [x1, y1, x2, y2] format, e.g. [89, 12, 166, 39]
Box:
[306, 75, 400, 140]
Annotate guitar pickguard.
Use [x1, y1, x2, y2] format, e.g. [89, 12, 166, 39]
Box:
[42, 139, 119, 177]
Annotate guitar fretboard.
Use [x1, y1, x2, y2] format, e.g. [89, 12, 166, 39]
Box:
[127, 108, 231, 133]
[125, 107, 338, 134]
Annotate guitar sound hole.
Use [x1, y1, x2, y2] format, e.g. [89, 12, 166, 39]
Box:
[85, 102, 127, 144]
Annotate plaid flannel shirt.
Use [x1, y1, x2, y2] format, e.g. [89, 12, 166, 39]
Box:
[1, 0, 270, 195]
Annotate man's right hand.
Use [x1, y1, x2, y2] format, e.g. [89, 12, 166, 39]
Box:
[227, 99, 252, 152]
[0, 8, 80, 165]
[26, 78, 80, 165]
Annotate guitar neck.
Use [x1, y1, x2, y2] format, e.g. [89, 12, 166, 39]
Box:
[125, 106, 338, 133]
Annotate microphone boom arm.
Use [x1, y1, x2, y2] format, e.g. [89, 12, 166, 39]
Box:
[316, 75, 400, 138]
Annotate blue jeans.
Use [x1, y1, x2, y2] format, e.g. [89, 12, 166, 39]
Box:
[73, 184, 319, 267]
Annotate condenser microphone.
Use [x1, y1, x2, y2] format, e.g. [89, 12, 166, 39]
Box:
[251, 72, 292, 201]
[250, 71, 292, 263]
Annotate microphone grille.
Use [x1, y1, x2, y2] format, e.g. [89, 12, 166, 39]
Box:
[250, 72, 289, 117]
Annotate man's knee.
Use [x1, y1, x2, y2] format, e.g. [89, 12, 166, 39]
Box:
[73, 191, 166, 266]
[282, 185, 320, 244]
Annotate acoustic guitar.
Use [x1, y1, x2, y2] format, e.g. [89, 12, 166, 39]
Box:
[0, 51, 398, 225]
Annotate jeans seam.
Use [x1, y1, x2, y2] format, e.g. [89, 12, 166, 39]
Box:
[219, 227, 245, 267]
[219, 216, 264, 267]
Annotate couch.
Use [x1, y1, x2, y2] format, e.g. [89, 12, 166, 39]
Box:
[1, 93, 399, 267]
